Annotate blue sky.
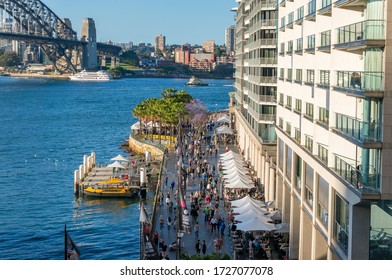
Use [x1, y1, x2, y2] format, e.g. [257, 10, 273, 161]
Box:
[44, 0, 236, 45]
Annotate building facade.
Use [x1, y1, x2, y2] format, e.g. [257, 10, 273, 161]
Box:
[155, 34, 166, 52]
[230, 0, 278, 211]
[203, 40, 215, 53]
[231, 0, 392, 260]
[225, 25, 236, 53]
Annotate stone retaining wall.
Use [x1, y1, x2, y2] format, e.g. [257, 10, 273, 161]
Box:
[129, 134, 164, 158]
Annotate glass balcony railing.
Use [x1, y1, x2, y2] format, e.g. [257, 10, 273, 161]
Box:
[335, 71, 384, 93]
[335, 113, 382, 143]
[336, 20, 385, 46]
[333, 154, 380, 192]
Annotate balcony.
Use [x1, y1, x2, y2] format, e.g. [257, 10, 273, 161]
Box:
[334, 0, 366, 11]
[335, 20, 385, 52]
[280, 0, 286, 7]
[334, 71, 384, 98]
[295, 17, 304, 25]
[318, 31, 331, 53]
[318, 0, 332, 16]
[306, 0, 317, 21]
[333, 154, 380, 193]
[332, 113, 382, 147]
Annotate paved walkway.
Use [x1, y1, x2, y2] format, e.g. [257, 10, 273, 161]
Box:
[153, 130, 235, 260]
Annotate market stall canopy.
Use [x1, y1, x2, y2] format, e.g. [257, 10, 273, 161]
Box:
[219, 150, 242, 159]
[235, 216, 277, 232]
[223, 172, 253, 182]
[224, 180, 255, 189]
[232, 202, 269, 215]
[110, 154, 129, 162]
[131, 121, 140, 130]
[215, 125, 234, 135]
[275, 223, 290, 233]
[266, 210, 282, 221]
[216, 115, 230, 123]
[221, 166, 249, 175]
[230, 195, 266, 208]
[234, 210, 273, 223]
[107, 161, 126, 169]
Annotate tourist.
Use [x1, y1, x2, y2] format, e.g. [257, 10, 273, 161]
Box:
[167, 216, 172, 231]
[171, 180, 175, 192]
[195, 239, 201, 255]
[202, 240, 207, 255]
[159, 215, 164, 231]
[220, 219, 226, 236]
[249, 240, 254, 259]
[194, 222, 200, 239]
[162, 242, 168, 258]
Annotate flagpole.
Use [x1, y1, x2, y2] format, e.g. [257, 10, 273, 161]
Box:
[64, 224, 67, 260]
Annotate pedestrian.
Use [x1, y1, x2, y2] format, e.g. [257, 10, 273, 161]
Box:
[217, 236, 223, 253]
[249, 240, 254, 259]
[202, 240, 207, 255]
[171, 180, 175, 192]
[159, 215, 164, 231]
[165, 175, 168, 187]
[162, 242, 168, 258]
[195, 239, 201, 255]
[167, 216, 172, 231]
[153, 231, 159, 245]
[194, 222, 200, 239]
[220, 219, 226, 236]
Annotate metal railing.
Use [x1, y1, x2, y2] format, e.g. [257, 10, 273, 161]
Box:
[336, 20, 385, 45]
[335, 70, 384, 92]
[335, 113, 382, 142]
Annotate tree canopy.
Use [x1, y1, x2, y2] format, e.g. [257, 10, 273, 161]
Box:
[120, 50, 139, 67]
[0, 52, 20, 67]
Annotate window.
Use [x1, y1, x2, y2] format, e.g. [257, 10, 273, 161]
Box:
[317, 144, 328, 164]
[307, 0, 316, 16]
[307, 34, 315, 49]
[279, 117, 284, 129]
[320, 30, 331, 47]
[279, 93, 284, 105]
[295, 128, 301, 143]
[295, 99, 302, 113]
[305, 186, 313, 207]
[296, 38, 303, 50]
[295, 69, 302, 82]
[334, 194, 349, 253]
[297, 6, 304, 21]
[286, 146, 292, 179]
[287, 40, 293, 53]
[286, 95, 292, 109]
[280, 42, 285, 55]
[280, 68, 284, 79]
[287, 68, 293, 81]
[305, 102, 314, 118]
[286, 122, 292, 135]
[281, 16, 286, 29]
[278, 139, 284, 170]
[294, 153, 302, 191]
[288, 12, 294, 26]
[304, 135, 313, 153]
[318, 107, 329, 125]
[317, 176, 329, 227]
[306, 69, 315, 84]
[319, 70, 330, 86]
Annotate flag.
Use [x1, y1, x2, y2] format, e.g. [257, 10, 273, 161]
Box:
[64, 225, 80, 260]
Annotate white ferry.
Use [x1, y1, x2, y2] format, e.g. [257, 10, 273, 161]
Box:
[69, 70, 113, 81]
[185, 75, 208, 86]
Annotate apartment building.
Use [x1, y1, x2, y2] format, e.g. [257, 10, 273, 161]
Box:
[231, 0, 392, 260]
[155, 34, 166, 52]
[229, 0, 278, 206]
[276, 0, 392, 259]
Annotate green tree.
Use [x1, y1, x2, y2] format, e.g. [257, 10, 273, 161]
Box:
[0, 52, 20, 67]
[120, 50, 139, 67]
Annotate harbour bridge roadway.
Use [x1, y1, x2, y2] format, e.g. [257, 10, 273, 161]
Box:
[0, 0, 122, 73]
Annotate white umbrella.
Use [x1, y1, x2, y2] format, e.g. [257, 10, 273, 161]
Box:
[275, 223, 290, 233]
[219, 150, 242, 159]
[235, 210, 273, 223]
[266, 210, 282, 221]
[107, 161, 126, 169]
[233, 202, 269, 215]
[223, 173, 253, 183]
[224, 180, 255, 189]
[131, 121, 140, 130]
[216, 115, 230, 123]
[216, 126, 234, 135]
[236, 216, 277, 232]
[110, 154, 129, 162]
[230, 196, 266, 207]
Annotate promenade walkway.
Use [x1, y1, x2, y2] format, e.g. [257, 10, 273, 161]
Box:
[153, 136, 235, 260]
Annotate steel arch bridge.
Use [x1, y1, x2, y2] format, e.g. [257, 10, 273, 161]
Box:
[0, 0, 121, 73]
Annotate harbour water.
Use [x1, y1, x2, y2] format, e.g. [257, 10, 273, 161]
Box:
[0, 77, 232, 260]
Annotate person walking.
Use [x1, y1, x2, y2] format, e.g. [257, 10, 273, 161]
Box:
[220, 219, 226, 236]
[170, 180, 175, 192]
[195, 239, 201, 255]
[194, 222, 200, 239]
[159, 215, 164, 231]
[167, 216, 172, 231]
[202, 240, 207, 255]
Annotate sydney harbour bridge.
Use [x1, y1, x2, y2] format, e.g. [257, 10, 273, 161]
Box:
[0, 0, 122, 73]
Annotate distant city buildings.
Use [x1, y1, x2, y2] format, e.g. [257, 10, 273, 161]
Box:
[225, 25, 235, 53]
[202, 40, 215, 53]
[155, 34, 166, 52]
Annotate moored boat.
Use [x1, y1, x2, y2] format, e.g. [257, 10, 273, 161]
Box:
[186, 75, 208, 86]
[69, 70, 113, 81]
[82, 177, 139, 198]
